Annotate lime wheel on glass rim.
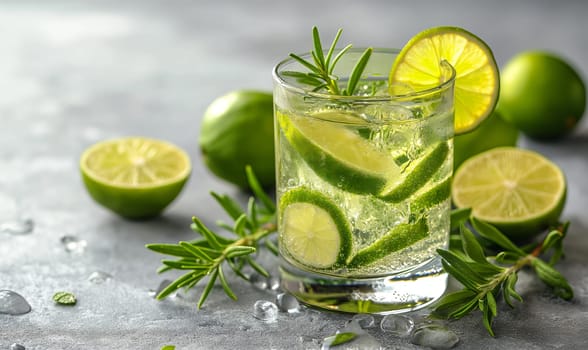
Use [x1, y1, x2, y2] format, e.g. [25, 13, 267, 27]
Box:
[389, 26, 500, 135]
[80, 137, 191, 219]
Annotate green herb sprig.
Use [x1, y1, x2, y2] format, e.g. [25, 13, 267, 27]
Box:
[433, 209, 573, 336]
[146, 166, 277, 308]
[284, 26, 372, 96]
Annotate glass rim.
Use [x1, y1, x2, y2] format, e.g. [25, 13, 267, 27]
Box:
[272, 47, 456, 102]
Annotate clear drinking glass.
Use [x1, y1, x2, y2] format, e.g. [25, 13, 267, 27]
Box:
[273, 48, 455, 314]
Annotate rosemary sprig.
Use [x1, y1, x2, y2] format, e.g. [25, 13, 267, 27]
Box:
[146, 166, 277, 308]
[284, 26, 372, 96]
[433, 210, 573, 336]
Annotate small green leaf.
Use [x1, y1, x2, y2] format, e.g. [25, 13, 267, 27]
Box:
[471, 218, 525, 256]
[225, 246, 256, 258]
[532, 258, 574, 300]
[146, 243, 195, 258]
[346, 47, 372, 96]
[247, 256, 269, 277]
[198, 268, 220, 309]
[329, 332, 358, 346]
[210, 192, 245, 221]
[450, 208, 472, 232]
[432, 289, 477, 318]
[289, 53, 321, 74]
[330, 44, 352, 75]
[460, 224, 487, 264]
[311, 26, 325, 68]
[157, 271, 200, 300]
[179, 241, 214, 262]
[325, 29, 343, 67]
[437, 249, 487, 290]
[218, 265, 237, 301]
[246, 165, 276, 213]
[160, 345, 175, 350]
[53, 291, 77, 306]
[192, 217, 230, 249]
[233, 214, 249, 237]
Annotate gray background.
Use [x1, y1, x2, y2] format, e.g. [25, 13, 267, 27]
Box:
[1, 0, 588, 349]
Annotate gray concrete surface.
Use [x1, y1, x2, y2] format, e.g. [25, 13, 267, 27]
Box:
[1, 0, 588, 349]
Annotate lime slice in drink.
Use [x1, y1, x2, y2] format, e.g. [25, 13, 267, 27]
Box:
[347, 218, 429, 269]
[379, 141, 449, 202]
[389, 26, 499, 134]
[452, 147, 566, 240]
[80, 137, 191, 219]
[410, 176, 452, 214]
[279, 187, 352, 269]
[278, 111, 400, 194]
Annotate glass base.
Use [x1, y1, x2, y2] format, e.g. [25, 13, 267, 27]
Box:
[280, 256, 447, 314]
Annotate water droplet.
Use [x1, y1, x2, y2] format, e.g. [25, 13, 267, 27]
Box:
[249, 273, 268, 290]
[410, 323, 459, 349]
[0, 218, 34, 235]
[252, 300, 278, 322]
[267, 275, 281, 291]
[351, 314, 375, 328]
[149, 279, 172, 298]
[60, 235, 87, 254]
[88, 271, 113, 284]
[276, 293, 300, 313]
[380, 314, 415, 337]
[0, 290, 32, 315]
[10, 344, 26, 350]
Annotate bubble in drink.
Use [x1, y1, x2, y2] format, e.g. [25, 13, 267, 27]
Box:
[0, 290, 32, 315]
[252, 300, 278, 322]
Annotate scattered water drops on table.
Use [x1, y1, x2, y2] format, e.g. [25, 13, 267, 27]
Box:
[410, 323, 459, 349]
[60, 235, 87, 254]
[88, 271, 113, 284]
[380, 314, 415, 337]
[0, 218, 34, 235]
[275, 293, 300, 313]
[267, 275, 281, 291]
[0, 290, 32, 315]
[10, 344, 26, 350]
[252, 300, 278, 322]
[249, 272, 268, 290]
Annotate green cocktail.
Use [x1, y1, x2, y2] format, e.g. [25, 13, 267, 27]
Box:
[273, 47, 456, 313]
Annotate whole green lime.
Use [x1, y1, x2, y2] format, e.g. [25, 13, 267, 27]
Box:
[454, 110, 519, 171]
[498, 51, 586, 140]
[199, 90, 275, 189]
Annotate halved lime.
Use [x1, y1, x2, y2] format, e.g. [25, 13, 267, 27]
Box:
[278, 111, 400, 194]
[279, 187, 352, 269]
[347, 218, 429, 269]
[80, 137, 191, 219]
[452, 147, 566, 240]
[389, 26, 500, 134]
[379, 141, 449, 202]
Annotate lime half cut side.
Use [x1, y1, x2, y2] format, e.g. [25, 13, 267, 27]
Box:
[389, 26, 500, 134]
[278, 111, 400, 194]
[80, 137, 191, 219]
[279, 188, 352, 270]
[452, 147, 566, 240]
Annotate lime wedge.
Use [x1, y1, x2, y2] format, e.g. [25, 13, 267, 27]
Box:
[452, 147, 566, 240]
[347, 218, 429, 269]
[379, 141, 449, 202]
[389, 26, 499, 134]
[80, 137, 191, 219]
[278, 111, 400, 194]
[410, 177, 452, 214]
[279, 188, 352, 269]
